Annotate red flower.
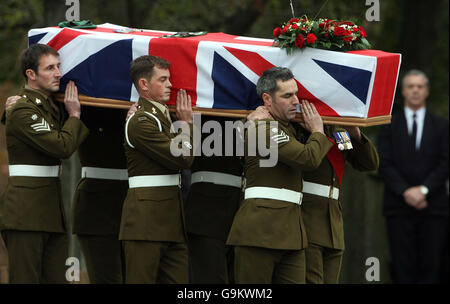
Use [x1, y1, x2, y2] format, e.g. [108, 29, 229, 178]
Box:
[343, 36, 352, 42]
[333, 26, 347, 36]
[359, 26, 367, 38]
[291, 24, 299, 30]
[319, 22, 326, 29]
[273, 27, 282, 37]
[306, 33, 317, 44]
[324, 33, 329, 38]
[281, 26, 288, 34]
[300, 27, 307, 31]
[295, 34, 305, 48]
[289, 18, 300, 23]
[343, 21, 354, 26]
[352, 27, 360, 32]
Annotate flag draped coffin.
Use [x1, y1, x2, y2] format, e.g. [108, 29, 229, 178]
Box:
[28, 23, 401, 125]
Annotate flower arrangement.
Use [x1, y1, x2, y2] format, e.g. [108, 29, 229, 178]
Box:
[272, 16, 371, 54]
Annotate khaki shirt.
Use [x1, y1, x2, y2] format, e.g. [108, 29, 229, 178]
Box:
[0, 87, 89, 232]
[226, 119, 333, 250]
[300, 125, 379, 249]
[119, 97, 196, 242]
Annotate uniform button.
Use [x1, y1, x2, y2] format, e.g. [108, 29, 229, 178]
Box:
[99, 128, 104, 132]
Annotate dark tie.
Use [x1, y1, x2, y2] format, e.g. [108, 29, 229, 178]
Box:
[411, 113, 417, 150]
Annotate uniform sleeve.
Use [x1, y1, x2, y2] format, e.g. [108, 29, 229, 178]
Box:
[7, 106, 89, 159]
[345, 132, 379, 171]
[377, 124, 410, 196]
[127, 112, 195, 170]
[252, 121, 333, 171]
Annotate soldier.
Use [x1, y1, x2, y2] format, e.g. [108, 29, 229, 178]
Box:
[71, 104, 136, 284]
[185, 115, 243, 284]
[0, 44, 89, 283]
[226, 67, 333, 284]
[298, 123, 379, 284]
[119, 55, 195, 283]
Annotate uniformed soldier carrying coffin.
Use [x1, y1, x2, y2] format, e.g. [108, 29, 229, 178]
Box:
[0, 44, 89, 283]
[227, 67, 333, 284]
[119, 55, 196, 283]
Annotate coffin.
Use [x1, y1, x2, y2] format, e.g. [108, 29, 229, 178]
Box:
[28, 23, 401, 126]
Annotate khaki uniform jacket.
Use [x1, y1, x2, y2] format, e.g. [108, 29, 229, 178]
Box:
[185, 117, 243, 241]
[226, 119, 333, 250]
[300, 125, 379, 250]
[72, 107, 128, 236]
[0, 87, 89, 232]
[119, 98, 195, 242]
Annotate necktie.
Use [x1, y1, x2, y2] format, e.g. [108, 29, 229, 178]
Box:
[412, 113, 417, 150]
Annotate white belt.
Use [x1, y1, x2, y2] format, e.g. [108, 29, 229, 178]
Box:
[81, 167, 128, 181]
[8, 165, 60, 177]
[128, 174, 181, 188]
[191, 171, 242, 188]
[244, 186, 303, 205]
[302, 181, 339, 200]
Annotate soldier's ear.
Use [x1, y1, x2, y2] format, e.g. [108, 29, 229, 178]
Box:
[25, 69, 37, 81]
[138, 78, 148, 92]
[262, 92, 273, 108]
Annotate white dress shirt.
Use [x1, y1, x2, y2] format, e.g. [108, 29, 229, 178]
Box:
[404, 106, 426, 150]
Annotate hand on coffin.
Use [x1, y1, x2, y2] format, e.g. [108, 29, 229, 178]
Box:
[300, 100, 324, 135]
[176, 89, 193, 124]
[247, 106, 272, 122]
[343, 125, 362, 142]
[64, 80, 81, 119]
[126, 102, 138, 121]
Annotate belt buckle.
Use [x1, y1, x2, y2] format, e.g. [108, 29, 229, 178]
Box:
[328, 186, 334, 199]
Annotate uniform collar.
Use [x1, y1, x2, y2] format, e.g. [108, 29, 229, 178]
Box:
[24, 85, 50, 101]
[138, 97, 170, 122]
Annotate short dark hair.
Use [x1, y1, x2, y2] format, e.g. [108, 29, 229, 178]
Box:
[256, 67, 294, 98]
[129, 55, 171, 90]
[21, 44, 59, 80]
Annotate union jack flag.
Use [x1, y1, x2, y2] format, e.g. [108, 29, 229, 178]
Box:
[28, 23, 401, 119]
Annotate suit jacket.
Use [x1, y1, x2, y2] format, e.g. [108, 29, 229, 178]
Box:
[119, 97, 195, 242]
[300, 125, 379, 250]
[185, 116, 243, 241]
[72, 106, 128, 236]
[226, 119, 333, 250]
[377, 109, 449, 216]
[0, 87, 89, 232]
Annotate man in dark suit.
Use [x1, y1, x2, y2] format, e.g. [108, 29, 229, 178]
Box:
[377, 69, 449, 284]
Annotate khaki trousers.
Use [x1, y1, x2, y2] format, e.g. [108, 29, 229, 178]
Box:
[78, 234, 124, 284]
[305, 243, 343, 284]
[1, 230, 68, 284]
[234, 245, 306, 284]
[123, 240, 188, 284]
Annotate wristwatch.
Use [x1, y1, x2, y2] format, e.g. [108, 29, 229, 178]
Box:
[420, 185, 429, 196]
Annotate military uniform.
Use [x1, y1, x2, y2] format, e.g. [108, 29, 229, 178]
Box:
[185, 116, 243, 283]
[298, 125, 379, 284]
[71, 106, 128, 284]
[0, 87, 89, 283]
[226, 119, 333, 284]
[119, 97, 195, 284]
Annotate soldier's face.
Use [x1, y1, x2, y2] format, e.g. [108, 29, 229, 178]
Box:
[31, 54, 62, 94]
[147, 67, 172, 103]
[264, 78, 299, 123]
[402, 74, 429, 110]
